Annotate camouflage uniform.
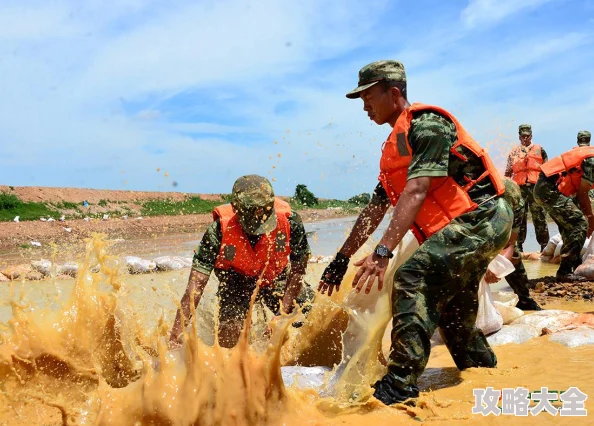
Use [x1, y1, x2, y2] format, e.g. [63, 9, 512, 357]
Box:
[502, 178, 541, 308]
[192, 175, 313, 327]
[577, 130, 591, 147]
[534, 157, 594, 277]
[505, 124, 549, 251]
[368, 107, 511, 402]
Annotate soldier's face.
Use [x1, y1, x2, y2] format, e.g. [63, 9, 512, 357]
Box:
[519, 133, 532, 146]
[360, 84, 397, 125]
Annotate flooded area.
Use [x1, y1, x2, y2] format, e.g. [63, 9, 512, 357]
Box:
[1, 219, 593, 425]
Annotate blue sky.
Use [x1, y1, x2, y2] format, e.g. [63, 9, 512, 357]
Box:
[1, 0, 593, 199]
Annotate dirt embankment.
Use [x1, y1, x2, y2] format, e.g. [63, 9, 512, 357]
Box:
[0, 186, 360, 266]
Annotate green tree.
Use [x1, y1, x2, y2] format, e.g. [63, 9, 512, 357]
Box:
[294, 184, 319, 206]
[348, 193, 371, 205]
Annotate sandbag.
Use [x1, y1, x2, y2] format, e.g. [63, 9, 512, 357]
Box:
[30, 259, 52, 276]
[153, 256, 188, 271]
[320, 230, 419, 402]
[281, 366, 331, 390]
[476, 255, 515, 335]
[124, 256, 157, 274]
[542, 233, 562, 256]
[549, 327, 594, 348]
[583, 236, 594, 262]
[511, 310, 579, 333]
[487, 324, 541, 346]
[575, 259, 594, 279]
[58, 262, 79, 277]
[492, 291, 524, 324]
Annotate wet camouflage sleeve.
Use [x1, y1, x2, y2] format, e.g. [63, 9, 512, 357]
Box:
[540, 147, 548, 163]
[502, 179, 525, 232]
[192, 220, 223, 275]
[192, 212, 310, 275]
[581, 157, 594, 185]
[406, 112, 456, 180]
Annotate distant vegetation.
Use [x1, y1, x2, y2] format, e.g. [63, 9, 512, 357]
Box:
[0, 191, 58, 222]
[0, 186, 369, 222]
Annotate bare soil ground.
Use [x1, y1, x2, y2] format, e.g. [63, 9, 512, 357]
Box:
[0, 186, 359, 267]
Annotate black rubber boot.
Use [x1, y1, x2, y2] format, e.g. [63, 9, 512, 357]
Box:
[516, 297, 543, 311]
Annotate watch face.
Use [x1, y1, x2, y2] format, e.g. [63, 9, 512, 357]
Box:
[376, 245, 389, 257]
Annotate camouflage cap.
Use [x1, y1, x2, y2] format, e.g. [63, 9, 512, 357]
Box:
[346, 60, 406, 99]
[577, 130, 591, 146]
[231, 175, 277, 235]
[518, 124, 532, 135]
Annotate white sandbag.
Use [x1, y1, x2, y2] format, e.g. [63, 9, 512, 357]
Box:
[575, 259, 594, 279]
[582, 236, 594, 262]
[153, 256, 187, 271]
[548, 327, 594, 348]
[281, 366, 331, 390]
[542, 233, 562, 257]
[30, 259, 52, 276]
[125, 256, 157, 274]
[511, 310, 579, 333]
[58, 262, 79, 277]
[320, 230, 419, 401]
[553, 242, 563, 258]
[492, 291, 524, 324]
[476, 255, 515, 335]
[487, 324, 541, 346]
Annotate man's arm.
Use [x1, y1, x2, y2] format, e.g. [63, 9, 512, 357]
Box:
[337, 198, 391, 258]
[281, 258, 308, 314]
[352, 176, 431, 293]
[169, 269, 210, 346]
[318, 190, 390, 296]
[576, 179, 594, 237]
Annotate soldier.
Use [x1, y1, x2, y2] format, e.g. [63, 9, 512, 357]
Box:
[534, 147, 594, 282]
[504, 124, 549, 252]
[317, 60, 512, 405]
[169, 175, 313, 348]
[577, 130, 591, 147]
[484, 178, 542, 311]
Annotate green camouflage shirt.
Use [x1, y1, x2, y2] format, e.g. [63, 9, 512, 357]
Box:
[502, 178, 525, 232]
[192, 211, 311, 275]
[372, 110, 499, 205]
[581, 157, 594, 186]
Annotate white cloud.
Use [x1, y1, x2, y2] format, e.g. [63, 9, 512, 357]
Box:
[461, 0, 557, 28]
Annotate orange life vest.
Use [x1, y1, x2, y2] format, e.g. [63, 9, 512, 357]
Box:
[213, 198, 291, 287]
[540, 146, 594, 197]
[378, 103, 505, 243]
[509, 144, 544, 185]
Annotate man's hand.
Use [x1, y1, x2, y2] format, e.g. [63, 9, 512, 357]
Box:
[351, 253, 389, 294]
[484, 269, 499, 284]
[318, 252, 350, 296]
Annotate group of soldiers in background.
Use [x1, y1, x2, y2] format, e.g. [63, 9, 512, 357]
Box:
[505, 126, 593, 283]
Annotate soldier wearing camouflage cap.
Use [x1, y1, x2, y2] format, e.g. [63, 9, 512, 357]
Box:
[504, 124, 550, 252]
[170, 175, 313, 348]
[577, 130, 591, 147]
[318, 60, 512, 405]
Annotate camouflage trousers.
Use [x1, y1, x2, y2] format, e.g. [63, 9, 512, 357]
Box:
[518, 183, 550, 250]
[504, 245, 532, 299]
[381, 197, 512, 396]
[533, 172, 587, 276]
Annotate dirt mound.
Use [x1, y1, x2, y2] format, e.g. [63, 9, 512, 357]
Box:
[529, 276, 594, 303]
[0, 185, 224, 204]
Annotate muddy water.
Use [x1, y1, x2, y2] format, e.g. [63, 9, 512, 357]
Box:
[1, 226, 593, 425]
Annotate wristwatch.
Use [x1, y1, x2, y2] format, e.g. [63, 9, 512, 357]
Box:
[374, 244, 394, 259]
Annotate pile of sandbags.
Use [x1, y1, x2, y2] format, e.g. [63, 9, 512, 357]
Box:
[541, 233, 591, 264]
